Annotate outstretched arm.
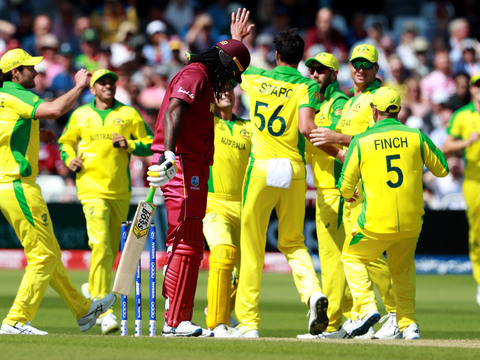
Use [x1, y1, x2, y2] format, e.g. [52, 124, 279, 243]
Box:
[230, 8, 255, 41]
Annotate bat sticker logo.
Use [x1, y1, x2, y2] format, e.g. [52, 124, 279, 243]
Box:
[133, 203, 155, 238]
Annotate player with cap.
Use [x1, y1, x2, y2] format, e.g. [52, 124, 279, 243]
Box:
[310, 44, 399, 339]
[202, 79, 251, 337]
[339, 87, 449, 339]
[58, 69, 153, 334]
[442, 73, 480, 308]
[297, 52, 351, 339]
[231, 25, 344, 337]
[146, 8, 254, 337]
[0, 49, 116, 335]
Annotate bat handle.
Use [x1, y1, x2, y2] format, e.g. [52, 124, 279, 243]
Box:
[145, 187, 156, 203]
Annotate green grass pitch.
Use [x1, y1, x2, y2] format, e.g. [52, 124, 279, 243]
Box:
[0, 270, 479, 359]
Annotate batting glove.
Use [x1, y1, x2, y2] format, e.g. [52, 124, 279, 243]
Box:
[147, 151, 178, 188]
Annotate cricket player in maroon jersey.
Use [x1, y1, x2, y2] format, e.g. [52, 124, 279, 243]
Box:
[146, 9, 253, 337]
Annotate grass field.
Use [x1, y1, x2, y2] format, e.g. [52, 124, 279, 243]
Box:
[0, 270, 479, 359]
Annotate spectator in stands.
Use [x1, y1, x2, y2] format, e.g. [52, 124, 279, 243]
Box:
[396, 21, 419, 72]
[143, 20, 172, 66]
[420, 49, 456, 104]
[448, 17, 471, 66]
[447, 72, 471, 111]
[344, 12, 367, 48]
[404, 76, 430, 120]
[422, 89, 451, 135]
[51, 43, 76, 97]
[74, 28, 109, 73]
[185, 13, 218, 54]
[165, 0, 196, 37]
[138, 64, 169, 110]
[453, 38, 480, 77]
[249, 33, 275, 70]
[304, 8, 348, 62]
[22, 14, 51, 56]
[90, 0, 139, 45]
[109, 21, 139, 69]
[0, 20, 16, 56]
[36, 33, 62, 88]
[410, 36, 431, 78]
[384, 55, 408, 101]
[50, 1, 76, 48]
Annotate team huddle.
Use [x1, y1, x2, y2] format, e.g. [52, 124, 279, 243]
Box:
[10, 7, 480, 340]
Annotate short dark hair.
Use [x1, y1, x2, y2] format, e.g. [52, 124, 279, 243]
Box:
[273, 29, 304, 65]
[0, 66, 23, 83]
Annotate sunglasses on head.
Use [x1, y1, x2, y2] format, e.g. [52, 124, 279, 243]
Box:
[351, 60, 375, 70]
[308, 66, 331, 75]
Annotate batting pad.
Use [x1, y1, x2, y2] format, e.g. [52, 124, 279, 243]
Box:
[206, 244, 237, 329]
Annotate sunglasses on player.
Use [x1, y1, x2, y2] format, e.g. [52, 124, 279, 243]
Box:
[351, 60, 375, 70]
[308, 66, 331, 75]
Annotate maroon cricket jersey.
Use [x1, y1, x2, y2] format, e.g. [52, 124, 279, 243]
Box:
[151, 62, 215, 165]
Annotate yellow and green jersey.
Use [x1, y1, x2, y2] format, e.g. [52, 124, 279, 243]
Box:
[335, 79, 382, 141]
[338, 119, 449, 237]
[305, 81, 348, 190]
[208, 113, 252, 200]
[0, 82, 45, 183]
[59, 100, 153, 200]
[241, 66, 321, 163]
[446, 102, 480, 180]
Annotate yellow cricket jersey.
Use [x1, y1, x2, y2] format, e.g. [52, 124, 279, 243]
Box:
[59, 100, 153, 200]
[240, 66, 321, 162]
[305, 81, 348, 190]
[335, 79, 382, 141]
[208, 113, 252, 200]
[446, 102, 480, 180]
[339, 119, 449, 238]
[0, 82, 45, 183]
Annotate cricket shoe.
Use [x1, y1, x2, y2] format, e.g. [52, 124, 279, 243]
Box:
[374, 313, 400, 339]
[162, 321, 202, 337]
[476, 285, 480, 307]
[0, 321, 48, 335]
[308, 291, 329, 335]
[402, 323, 420, 340]
[78, 293, 116, 332]
[352, 326, 375, 339]
[229, 327, 259, 338]
[101, 313, 119, 334]
[212, 323, 236, 338]
[81, 283, 101, 326]
[343, 310, 380, 337]
[297, 326, 349, 339]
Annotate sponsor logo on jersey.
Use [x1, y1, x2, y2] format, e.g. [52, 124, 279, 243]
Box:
[41, 213, 48, 224]
[239, 129, 250, 138]
[178, 87, 194, 99]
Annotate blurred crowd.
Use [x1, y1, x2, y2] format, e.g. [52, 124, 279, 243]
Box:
[1, 0, 478, 208]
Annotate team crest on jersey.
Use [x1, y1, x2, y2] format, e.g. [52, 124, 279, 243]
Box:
[314, 91, 320, 101]
[89, 207, 94, 215]
[33, 95, 39, 102]
[239, 129, 250, 138]
[113, 118, 125, 126]
[191, 176, 199, 187]
[352, 103, 361, 112]
[41, 213, 47, 224]
[209, 212, 217, 220]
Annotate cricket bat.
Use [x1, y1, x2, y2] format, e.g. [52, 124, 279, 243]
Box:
[113, 186, 156, 296]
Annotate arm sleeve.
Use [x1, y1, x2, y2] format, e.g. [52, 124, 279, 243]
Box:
[127, 108, 154, 156]
[421, 132, 449, 178]
[337, 136, 361, 199]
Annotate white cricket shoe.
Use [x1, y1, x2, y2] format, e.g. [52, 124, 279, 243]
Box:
[212, 323, 236, 338]
[101, 313, 119, 334]
[374, 313, 400, 339]
[162, 321, 202, 337]
[308, 291, 329, 335]
[78, 293, 116, 332]
[229, 327, 259, 338]
[297, 326, 349, 339]
[402, 323, 420, 340]
[0, 321, 48, 335]
[343, 310, 380, 337]
[476, 285, 480, 307]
